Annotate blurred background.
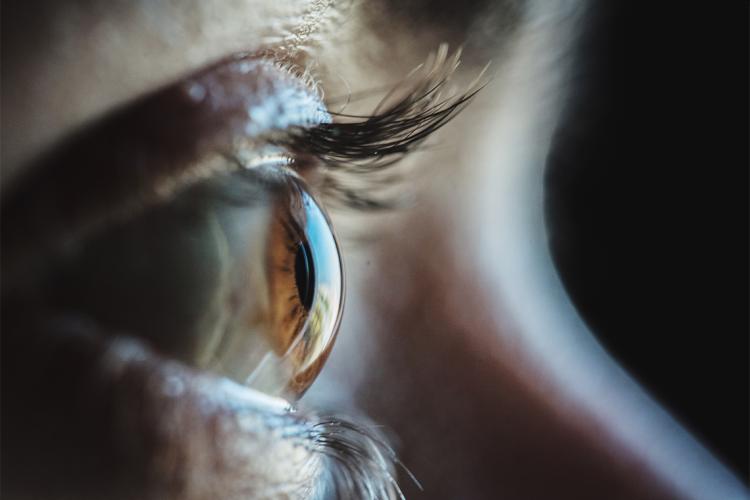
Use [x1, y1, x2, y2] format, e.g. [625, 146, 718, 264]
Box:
[546, 2, 748, 479]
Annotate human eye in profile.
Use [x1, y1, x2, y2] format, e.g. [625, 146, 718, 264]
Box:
[1, 42, 473, 498]
[3, 1, 746, 499]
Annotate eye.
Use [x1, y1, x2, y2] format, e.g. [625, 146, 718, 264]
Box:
[34, 163, 342, 400]
[1, 46, 476, 498]
[2, 49, 470, 404]
[203, 168, 344, 397]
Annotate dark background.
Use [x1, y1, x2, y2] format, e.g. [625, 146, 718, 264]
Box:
[546, 2, 748, 480]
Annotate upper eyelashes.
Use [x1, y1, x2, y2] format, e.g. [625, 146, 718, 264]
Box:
[284, 45, 482, 210]
[294, 47, 469, 162]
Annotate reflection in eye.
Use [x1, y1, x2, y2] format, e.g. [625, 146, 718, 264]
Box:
[42, 164, 342, 400]
[205, 167, 344, 398]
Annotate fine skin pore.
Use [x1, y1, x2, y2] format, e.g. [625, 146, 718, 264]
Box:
[2, 1, 748, 499]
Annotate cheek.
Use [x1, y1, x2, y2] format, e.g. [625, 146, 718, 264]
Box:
[313, 171, 677, 500]
[306, 55, 682, 497]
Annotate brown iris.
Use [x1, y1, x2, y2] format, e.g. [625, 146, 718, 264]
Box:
[255, 175, 344, 397]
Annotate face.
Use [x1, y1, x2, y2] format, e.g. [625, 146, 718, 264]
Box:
[1, 1, 745, 499]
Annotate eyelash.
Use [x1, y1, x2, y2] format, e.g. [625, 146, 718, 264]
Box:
[280, 46, 482, 211]
[277, 412, 419, 500]
[311, 417, 406, 500]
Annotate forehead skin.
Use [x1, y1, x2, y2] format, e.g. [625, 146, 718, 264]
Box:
[0, 0, 334, 181]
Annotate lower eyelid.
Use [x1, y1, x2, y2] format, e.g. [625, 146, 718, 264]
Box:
[2, 315, 322, 498]
[2, 313, 396, 499]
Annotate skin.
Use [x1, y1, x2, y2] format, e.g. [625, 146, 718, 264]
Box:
[2, 0, 747, 498]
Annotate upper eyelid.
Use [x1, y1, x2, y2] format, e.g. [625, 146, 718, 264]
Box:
[0, 55, 329, 290]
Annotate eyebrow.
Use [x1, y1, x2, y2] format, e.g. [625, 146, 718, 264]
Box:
[1, 56, 329, 292]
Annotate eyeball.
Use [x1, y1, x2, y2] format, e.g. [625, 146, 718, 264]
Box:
[41, 164, 343, 400]
[202, 172, 344, 397]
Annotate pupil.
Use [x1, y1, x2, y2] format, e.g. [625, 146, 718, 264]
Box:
[294, 241, 315, 310]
